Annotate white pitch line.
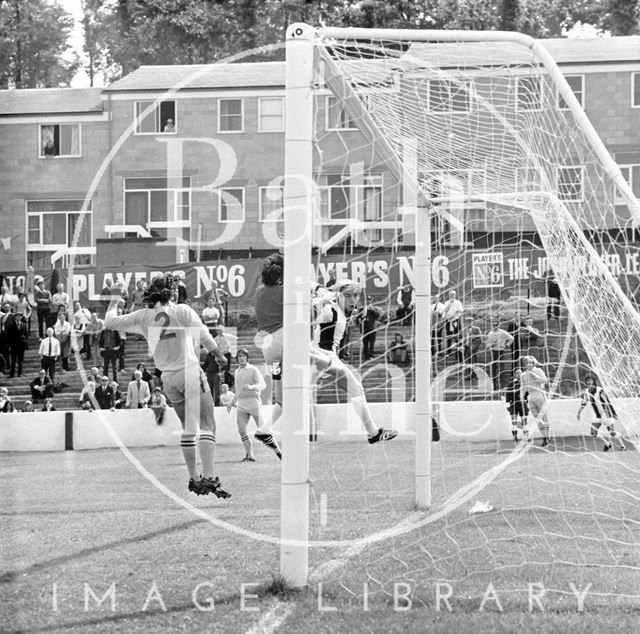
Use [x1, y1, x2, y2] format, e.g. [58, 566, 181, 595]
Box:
[245, 441, 532, 634]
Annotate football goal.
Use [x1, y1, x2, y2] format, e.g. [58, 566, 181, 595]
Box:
[280, 23, 640, 590]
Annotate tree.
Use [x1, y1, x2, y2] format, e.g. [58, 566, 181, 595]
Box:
[0, 0, 79, 88]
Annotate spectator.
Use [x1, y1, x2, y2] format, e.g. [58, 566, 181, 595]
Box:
[219, 383, 235, 409]
[149, 387, 168, 424]
[485, 320, 514, 391]
[0, 386, 14, 413]
[176, 278, 188, 304]
[99, 326, 122, 382]
[34, 278, 52, 339]
[507, 312, 524, 361]
[30, 369, 54, 401]
[79, 381, 96, 411]
[214, 326, 233, 386]
[545, 271, 562, 327]
[129, 279, 147, 312]
[126, 370, 151, 409]
[71, 301, 91, 357]
[517, 316, 542, 360]
[6, 308, 28, 378]
[115, 305, 127, 372]
[201, 297, 220, 336]
[53, 311, 72, 373]
[100, 278, 113, 314]
[41, 397, 56, 412]
[88, 366, 102, 385]
[431, 294, 445, 357]
[458, 315, 483, 385]
[51, 282, 69, 315]
[38, 327, 60, 381]
[395, 283, 415, 326]
[441, 290, 464, 355]
[21, 400, 34, 413]
[163, 118, 175, 133]
[356, 296, 380, 361]
[132, 362, 154, 391]
[111, 381, 124, 409]
[14, 293, 32, 336]
[0, 284, 16, 307]
[94, 375, 115, 409]
[0, 304, 13, 373]
[209, 281, 228, 325]
[203, 348, 224, 406]
[84, 313, 104, 363]
[387, 333, 409, 365]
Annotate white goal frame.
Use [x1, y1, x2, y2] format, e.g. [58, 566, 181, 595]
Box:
[282, 22, 640, 589]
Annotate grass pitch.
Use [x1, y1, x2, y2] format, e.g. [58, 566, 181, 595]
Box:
[1, 434, 639, 633]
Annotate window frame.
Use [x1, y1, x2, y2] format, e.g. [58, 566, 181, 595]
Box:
[39, 123, 81, 158]
[326, 96, 358, 131]
[133, 100, 177, 135]
[26, 199, 93, 264]
[258, 97, 284, 133]
[615, 164, 640, 204]
[427, 78, 473, 114]
[558, 74, 585, 110]
[218, 187, 245, 223]
[556, 165, 585, 203]
[632, 72, 640, 108]
[515, 76, 543, 112]
[218, 98, 244, 133]
[259, 185, 284, 221]
[123, 176, 191, 238]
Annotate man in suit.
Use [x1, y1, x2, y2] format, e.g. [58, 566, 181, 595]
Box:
[94, 375, 115, 410]
[30, 369, 54, 401]
[126, 369, 151, 409]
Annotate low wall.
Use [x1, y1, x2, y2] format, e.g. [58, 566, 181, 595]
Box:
[0, 399, 635, 452]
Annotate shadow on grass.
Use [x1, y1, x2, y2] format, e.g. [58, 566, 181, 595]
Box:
[0, 519, 205, 584]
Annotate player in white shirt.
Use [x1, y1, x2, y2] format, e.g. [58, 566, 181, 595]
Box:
[229, 349, 280, 461]
[521, 355, 550, 447]
[104, 274, 231, 498]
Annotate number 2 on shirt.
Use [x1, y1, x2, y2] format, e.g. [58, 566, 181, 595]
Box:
[155, 311, 177, 340]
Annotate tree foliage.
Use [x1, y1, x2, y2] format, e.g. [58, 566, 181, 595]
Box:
[1, 0, 638, 88]
[0, 0, 79, 88]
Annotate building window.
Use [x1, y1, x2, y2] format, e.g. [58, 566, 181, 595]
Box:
[259, 97, 284, 132]
[616, 164, 640, 203]
[558, 75, 584, 110]
[633, 73, 640, 108]
[259, 185, 284, 221]
[556, 165, 584, 202]
[134, 101, 176, 134]
[124, 177, 190, 239]
[319, 174, 382, 240]
[39, 124, 80, 158]
[218, 188, 245, 222]
[516, 76, 542, 111]
[218, 99, 243, 132]
[26, 199, 92, 266]
[326, 96, 357, 130]
[428, 79, 472, 113]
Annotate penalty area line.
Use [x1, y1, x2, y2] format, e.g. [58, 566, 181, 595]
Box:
[244, 442, 531, 634]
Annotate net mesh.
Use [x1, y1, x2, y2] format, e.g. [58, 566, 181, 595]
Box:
[294, 29, 640, 612]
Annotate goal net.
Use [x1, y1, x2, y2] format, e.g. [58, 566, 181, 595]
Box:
[279, 24, 640, 614]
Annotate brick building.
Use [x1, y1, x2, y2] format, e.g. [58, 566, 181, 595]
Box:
[0, 36, 639, 275]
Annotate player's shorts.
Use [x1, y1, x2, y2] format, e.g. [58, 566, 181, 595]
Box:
[236, 399, 262, 419]
[508, 401, 529, 417]
[527, 393, 548, 420]
[257, 328, 283, 366]
[161, 366, 210, 406]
